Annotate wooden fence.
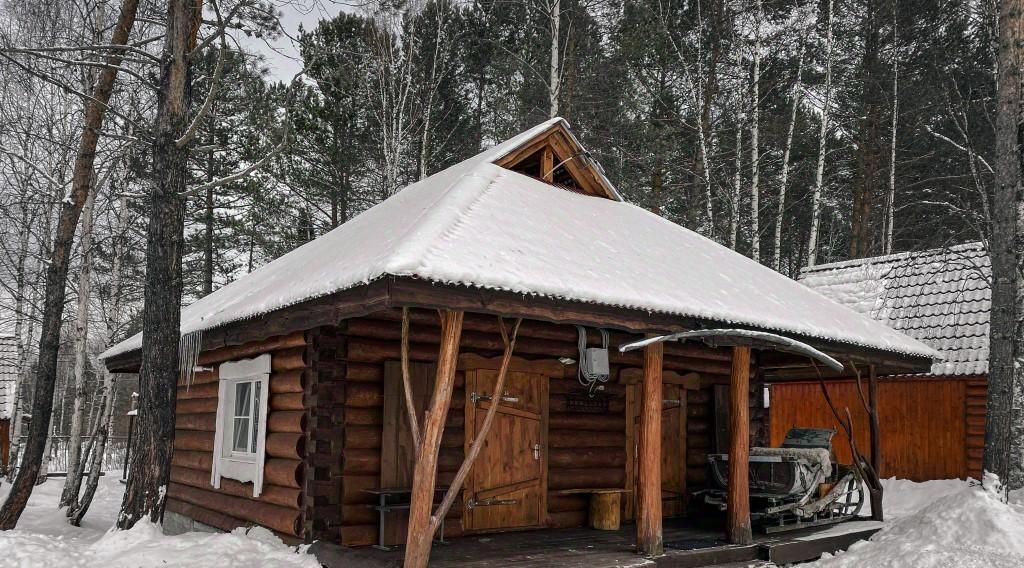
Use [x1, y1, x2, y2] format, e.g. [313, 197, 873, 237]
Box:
[768, 377, 985, 481]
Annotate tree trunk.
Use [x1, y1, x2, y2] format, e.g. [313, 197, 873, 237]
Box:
[117, 0, 199, 529]
[984, 0, 1024, 491]
[68, 363, 116, 526]
[0, 0, 140, 530]
[850, 0, 886, 259]
[60, 189, 97, 508]
[807, 0, 834, 268]
[549, 0, 560, 118]
[774, 45, 804, 272]
[730, 121, 743, 250]
[749, 0, 763, 263]
[884, 12, 899, 255]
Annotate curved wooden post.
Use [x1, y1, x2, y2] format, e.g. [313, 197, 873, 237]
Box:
[637, 341, 664, 556]
[727, 346, 752, 545]
[404, 310, 464, 568]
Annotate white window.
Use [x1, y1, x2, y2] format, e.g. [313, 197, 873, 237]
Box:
[211, 354, 270, 497]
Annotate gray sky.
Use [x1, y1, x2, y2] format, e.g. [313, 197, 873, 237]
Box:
[242, 1, 355, 83]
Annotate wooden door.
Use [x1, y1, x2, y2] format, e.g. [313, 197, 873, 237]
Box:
[463, 368, 548, 532]
[625, 383, 687, 519]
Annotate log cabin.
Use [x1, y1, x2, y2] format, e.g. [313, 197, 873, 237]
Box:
[779, 243, 989, 481]
[101, 119, 936, 566]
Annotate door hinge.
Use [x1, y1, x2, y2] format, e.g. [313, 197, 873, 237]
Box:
[467, 497, 518, 509]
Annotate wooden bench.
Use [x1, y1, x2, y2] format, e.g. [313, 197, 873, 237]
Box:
[363, 487, 448, 550]
[552, 488, 631, 531]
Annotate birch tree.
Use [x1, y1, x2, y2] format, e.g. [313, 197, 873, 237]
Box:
[806, 0, 834, 267]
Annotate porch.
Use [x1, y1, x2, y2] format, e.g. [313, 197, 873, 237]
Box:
[311, 517, 884, 567]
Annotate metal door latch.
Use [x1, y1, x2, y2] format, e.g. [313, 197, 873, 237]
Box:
[467, 497, 518, 509]
[533, 443, 541, 460]
[470, 391, 520, 404]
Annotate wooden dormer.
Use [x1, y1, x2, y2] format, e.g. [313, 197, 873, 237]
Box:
[493, 120, 621, 201]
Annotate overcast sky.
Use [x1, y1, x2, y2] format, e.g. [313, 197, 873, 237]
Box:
[242, 1, 355, 83]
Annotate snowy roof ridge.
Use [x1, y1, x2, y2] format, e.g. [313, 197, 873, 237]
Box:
[101, 122, 937, 363]
[799, 243, 989, 376]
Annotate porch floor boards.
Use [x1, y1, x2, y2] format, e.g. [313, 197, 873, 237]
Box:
[312, 518, 883, 568]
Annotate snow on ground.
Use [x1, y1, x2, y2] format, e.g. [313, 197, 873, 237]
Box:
[0, 475, 320, 567]
[803, 475, 1024, 568]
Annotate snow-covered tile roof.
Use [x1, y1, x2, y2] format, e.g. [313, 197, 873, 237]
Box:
[101, 120, 937, 363]
[0, 335, 16, 419]
[799, 242, 989, 376]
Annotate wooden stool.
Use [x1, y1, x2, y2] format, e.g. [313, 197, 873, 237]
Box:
[552, 488, 630, 531]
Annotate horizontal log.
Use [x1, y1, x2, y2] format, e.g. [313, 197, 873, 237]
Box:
[549, 413, 624, 432]
[268, 411, 306, 434]
[549, 430, 625, 448]
[346, 383, 383, 408]
[342, 475, 379, 505]
[441, 428, 464, 448]
[265, 458, 303, 488]
[177, 382, 219, 400]
[266, 432, 305, 460]
[341, 504, 377, 525]
[688, 389, 712, 404]
[548, 493, 588, 513]
[687, 418, 710, 434]
[687, 404, 710, 418]
[181, 369, 218, 386]
[549, 447, 625, 469]
[171, 450, 213, 471]
[174, 430, 214, 452]
[166, 498, 245, 534]
[340, 524, 377, 547]
[272, 346, 307, 372]
[270, 369, 306, 394]
[687, 453, 708, 467]
[344, 407, 382, 426]
[177, 413, 216, 432]
[548, 467, 624, 490]
[549, 395, 625, 413]
[547, 510, 587, 529]
[170, 465, 302, 509]
[361, 311, 734, 361]
[343, 449, 381, 475]
[198, 331, 307, 366]
[271, 392, 304, 411]
[344, 426, 382, 450]
[168, 482, 301, 536]
[177, 397, 218, 415]
[549, 379, 625, 396]
[346, 363, 383, 382]
[688, 434, 711, 449]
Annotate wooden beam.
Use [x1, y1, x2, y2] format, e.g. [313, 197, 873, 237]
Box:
[403, 310, 464, 568]
[541, 146, 554, 182]
[868, 364, 883, 522]
[727, 345, 752, 545]
[636, 340, 664, 556]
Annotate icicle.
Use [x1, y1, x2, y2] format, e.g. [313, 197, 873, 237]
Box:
[179, 330, 203, 391]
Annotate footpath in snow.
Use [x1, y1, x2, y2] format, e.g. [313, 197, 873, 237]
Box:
[803, 475, 1024, 568]
[0, 475, 319, 568]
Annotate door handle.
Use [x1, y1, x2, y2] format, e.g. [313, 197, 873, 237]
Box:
[533, 443, 541, 460]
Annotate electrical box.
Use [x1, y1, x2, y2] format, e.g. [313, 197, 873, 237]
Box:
[583, 347, 610, 380]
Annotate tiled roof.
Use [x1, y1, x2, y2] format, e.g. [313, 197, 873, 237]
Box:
[799, 243, 989, 376]
[0, 335, 17, 418]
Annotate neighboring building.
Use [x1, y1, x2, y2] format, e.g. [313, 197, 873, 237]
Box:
[0, 335, 17, 467]
[101, 119, 934, 562]
[776, 243, 989, 481]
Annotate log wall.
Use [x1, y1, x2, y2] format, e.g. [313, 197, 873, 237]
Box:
[335, 309, 733, 546]
[167, 330, 320, 541]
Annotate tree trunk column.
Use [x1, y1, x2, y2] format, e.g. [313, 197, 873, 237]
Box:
[727, 346, 752, 545]
[403, 310, 464, 568]
[637, 341, 664, 556]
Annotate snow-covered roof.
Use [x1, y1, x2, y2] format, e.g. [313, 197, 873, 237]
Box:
[102, 119, 936, 363]
[799, 242, 989, 376]
[0, 335, 16, 419]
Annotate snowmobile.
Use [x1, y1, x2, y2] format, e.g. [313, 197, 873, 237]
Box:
[702, 428, 865, 533]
